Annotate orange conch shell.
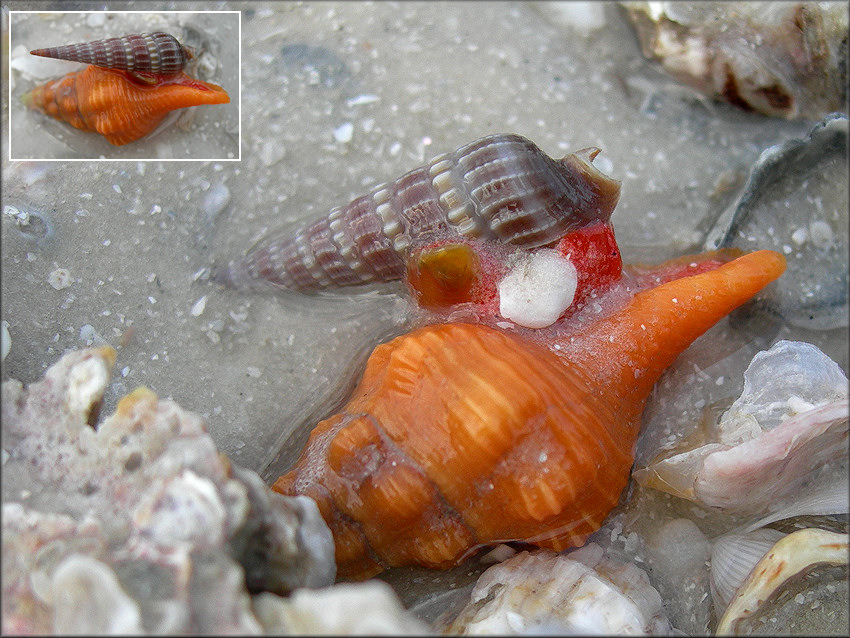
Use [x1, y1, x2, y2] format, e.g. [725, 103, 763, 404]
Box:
[273, 250, 787, 580]
[22, 65, 230, 145]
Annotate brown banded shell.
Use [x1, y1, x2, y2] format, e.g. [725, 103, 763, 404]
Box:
[215, 134, 621, 292]
[30, 32, 192, 78]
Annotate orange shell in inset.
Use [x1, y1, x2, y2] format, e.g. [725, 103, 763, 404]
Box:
[22, 65, 230, 145]
[273, 250, 787, 580]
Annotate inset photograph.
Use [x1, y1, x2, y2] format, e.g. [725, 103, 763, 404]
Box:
[8, 10, 240, 161]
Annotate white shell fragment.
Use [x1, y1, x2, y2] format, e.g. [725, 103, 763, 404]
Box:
[1, 347, 336, 634]
[1, 320, 10, 362]
[51, 554, 143, 635]
[252, 581, 430, 635]
[443, 545, 673, 635]
[534, 1, 608, 34]
[47, 268, 73, 290]
[498, 248, 578, 328]
[715, 528, 849, 635]
[633, 340, 849, 516]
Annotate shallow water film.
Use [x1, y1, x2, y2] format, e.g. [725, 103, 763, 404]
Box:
[2, 2, 848, 635]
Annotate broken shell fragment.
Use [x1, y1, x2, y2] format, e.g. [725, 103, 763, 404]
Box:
[1, 347, 335, 633]
[253, 581, 429, 634]
[715, 528, 849, 635]
[705, 113, 849, 330]
[441, 545, 673, 635]
[622, 2, 849, 120]
[50, 554, 143, 634]
[633, 340, 849, 516]
[709, 527, 787, 614]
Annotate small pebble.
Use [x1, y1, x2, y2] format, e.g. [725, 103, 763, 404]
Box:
[79, 324, 107, 346]
[809, 220, 833, 248]
[47, 268, 73, 290]
[191, 296, 208, 317]
[790, 227, 808, 245]
[86, 13, 106, 27]
[498, 249, 578, 329]
[203, 184, 231, 218]
[346, 94, 380, 106]
[260, 141, 287, 166]
[333, 122, 354, 143]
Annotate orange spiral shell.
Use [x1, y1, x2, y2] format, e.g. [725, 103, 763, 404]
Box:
[22, 65, 230, 145]
[274, 250, 787, 580]
[275, 323, 634, 578]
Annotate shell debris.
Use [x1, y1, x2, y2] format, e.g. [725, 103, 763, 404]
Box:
[715, 528, 849, 635]
[441, 546, 674, 635]
[1, 347, 336, 633]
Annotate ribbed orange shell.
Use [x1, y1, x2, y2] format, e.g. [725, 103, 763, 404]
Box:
[275, 322, 634, 578]
[22, 65, 229, 145]
[273, 250, 787, 580]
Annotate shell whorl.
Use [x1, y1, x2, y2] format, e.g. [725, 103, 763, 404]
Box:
[216, 134, 622, 292]
[30, 32, 191, 77]
[273, 322, 634, 579]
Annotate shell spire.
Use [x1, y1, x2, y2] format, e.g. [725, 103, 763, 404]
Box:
[273, 249, 786, 580]
[30, 32, 192, 79]
[21, 65, 230, 146]
[215, 134, 622, 293]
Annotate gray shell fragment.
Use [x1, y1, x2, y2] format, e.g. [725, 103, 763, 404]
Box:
[1, 347, 336, 634]
[705, 113, 849, 330]
[622, 2, 849, 121]
[633, 340, 849, 517]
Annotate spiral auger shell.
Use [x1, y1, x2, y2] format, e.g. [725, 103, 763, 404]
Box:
[216, 134, 622, 293]
[30, 32, 192, 78]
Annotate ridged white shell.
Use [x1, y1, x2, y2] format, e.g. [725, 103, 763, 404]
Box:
[442, 545, 673, 635]
[709, 527, 787, 612]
